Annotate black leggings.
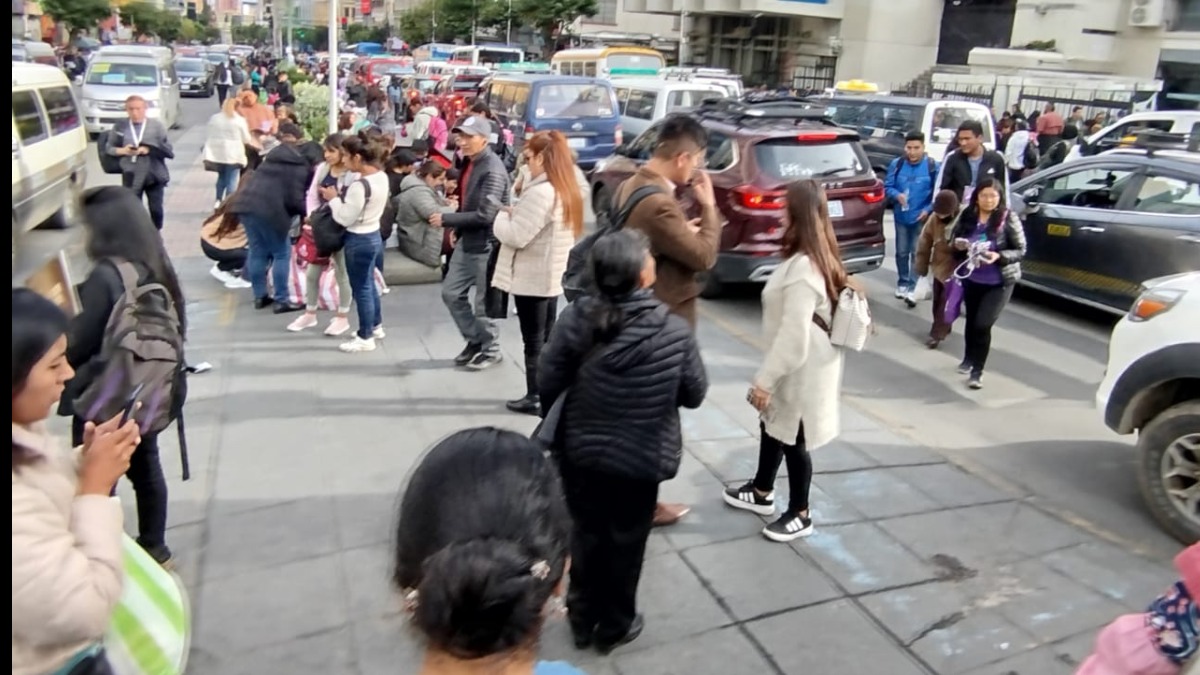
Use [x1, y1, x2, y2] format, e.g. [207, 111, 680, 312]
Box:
[513, 295, 557, 396]
[72, 417, 170, 560]
[962, 280, 1013, 376]
[752, 421, 813, 515]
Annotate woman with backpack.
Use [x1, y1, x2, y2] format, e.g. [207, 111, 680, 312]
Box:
[948, 177, 1026, 390]
[59, 186, 188, 567]
[722, 179, 847, 544]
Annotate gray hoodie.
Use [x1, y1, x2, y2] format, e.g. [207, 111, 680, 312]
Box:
[396, 172, 455, 268]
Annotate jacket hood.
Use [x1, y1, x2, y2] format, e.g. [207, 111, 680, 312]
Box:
[263, 143, 308, 166]
[417, 106, 438, 116]
[596, 290, 671, 371]
[399, 172, 428, 193]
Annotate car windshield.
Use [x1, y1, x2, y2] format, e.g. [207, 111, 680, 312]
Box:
[86, 62, 158, 86]
[930, 105, 993, 145]
[176, 59, 205, 74]
[204, 53, 226, 64]
[533, 84, 615, 119]
[607, 53, 665, 73]
[478, 49, 522, 64]
[754, 139, 868, 181]
[453, 77, 485, 91]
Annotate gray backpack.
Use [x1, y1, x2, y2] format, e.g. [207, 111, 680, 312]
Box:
[73, 260, 186, 442]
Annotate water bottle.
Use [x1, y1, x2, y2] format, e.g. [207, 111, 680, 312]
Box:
[901, 189, 910, 212]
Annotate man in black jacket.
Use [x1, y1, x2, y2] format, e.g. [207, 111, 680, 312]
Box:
[938, 119, 1009, 204]
[431, 115, 512, 370]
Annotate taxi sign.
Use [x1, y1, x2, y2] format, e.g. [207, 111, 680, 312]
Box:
[834, 79, 879, 93]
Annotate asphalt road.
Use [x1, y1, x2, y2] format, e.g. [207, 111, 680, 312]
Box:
[86, 96, 1183, 562]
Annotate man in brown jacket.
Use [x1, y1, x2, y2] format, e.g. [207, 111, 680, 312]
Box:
[613, 114, 721, 525]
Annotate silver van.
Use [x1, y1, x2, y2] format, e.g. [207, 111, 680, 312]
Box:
[80, 50, 181, 135]
[612, 79, 728, 138]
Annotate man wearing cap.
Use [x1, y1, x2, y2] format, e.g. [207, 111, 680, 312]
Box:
[430, 115, 512, 370]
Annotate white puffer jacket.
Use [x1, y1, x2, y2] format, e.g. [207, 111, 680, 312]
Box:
[492, 174, 582, 298]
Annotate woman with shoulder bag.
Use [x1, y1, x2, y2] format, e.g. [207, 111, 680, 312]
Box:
[204, 97, 257, 210]
[492, 131, 586, 415]
[723, 179, 847, 543]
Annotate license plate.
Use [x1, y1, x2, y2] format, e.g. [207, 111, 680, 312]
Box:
[827, 200, 844, 218]
[568, 137, 587, 149]
[1047, 223, 1071, 237]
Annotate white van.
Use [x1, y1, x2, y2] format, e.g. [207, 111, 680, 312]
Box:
[80, 50, 181, 135]
[1068, 110, 1200, 162]
[12, 63, 88, 288]
[613, 79, 729, 138]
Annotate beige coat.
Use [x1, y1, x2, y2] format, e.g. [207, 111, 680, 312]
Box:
[12, 423, 124, 675]
[754, 256, 844, 448]
[491, 174, 579, 298]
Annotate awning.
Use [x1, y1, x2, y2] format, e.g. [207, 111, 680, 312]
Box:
[1160, 48, 1200, 65]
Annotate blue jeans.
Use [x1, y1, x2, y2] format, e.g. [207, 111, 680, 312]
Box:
[241, 213, 291, 303]
[894, 222, 921, 289]
[343, 231, 383, 339]
[214, 164, 240, 203]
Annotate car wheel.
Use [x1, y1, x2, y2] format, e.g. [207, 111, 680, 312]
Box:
[1136, 401, 1200, 544]
[593, 185, 613, 230]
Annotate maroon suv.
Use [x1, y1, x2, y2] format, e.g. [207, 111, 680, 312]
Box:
[588, 100, 886, 295]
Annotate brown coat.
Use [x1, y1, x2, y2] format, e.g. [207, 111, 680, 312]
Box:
[615, 167, 720, 327]
[914, 213, 956, 283]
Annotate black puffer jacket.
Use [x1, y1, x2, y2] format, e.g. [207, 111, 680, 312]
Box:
[231, 143, 309, 234]
[538, 290, 708, 483]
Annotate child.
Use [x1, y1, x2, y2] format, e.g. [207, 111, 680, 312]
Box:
[912, 190, 961, 349]
[1077, 544, 1199, 674]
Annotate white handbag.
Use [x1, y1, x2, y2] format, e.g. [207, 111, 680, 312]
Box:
[814, 286, 873, 352]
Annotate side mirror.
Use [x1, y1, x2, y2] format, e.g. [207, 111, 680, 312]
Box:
[1023, 184, 1042, 204]
[1014, 185, 1041, 215]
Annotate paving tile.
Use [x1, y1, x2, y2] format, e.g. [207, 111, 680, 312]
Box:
[860, 581, 980, 646]
[538, 619, 622, 674]
[681, 404, 755, 443]
[817, 468, 942, 519]
[614, 626, 773, 675]
[644, 531, 674, 559]
[195, 554, 350, 654]
[990, 559, 1126, 643]
[882, 503, 1031, 569]
[352, 613, 425, 675]
[748, 600, 927, 675]
[659, 456, 767, 550]
[687, 437, 768, 484]
[910, 610, 1038, 675]
[812, 439, 881, 473]
[807, 480, 869, 525]
[629, 553, 730, 650]
[892, 464, 1014, 509]
[341, 543, 400, 620]
[202, 497, 340, 582]
[1006, 505, 1094, 558]
[840, 426, 945, 466]
[334, 491, 398, 549]
[187, 626, 354, 675]
[684, 536, 842, 621]
[962, 643, 1076, 675]
[1042, 542, 1175, 609]
[801, 522, 940, 594]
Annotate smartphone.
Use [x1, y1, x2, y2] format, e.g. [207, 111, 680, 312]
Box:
[120, 383, 145, 425]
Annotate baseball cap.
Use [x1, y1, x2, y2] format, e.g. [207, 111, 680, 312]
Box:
[452, 116, 489, 138]
[278, 122, 303, 139]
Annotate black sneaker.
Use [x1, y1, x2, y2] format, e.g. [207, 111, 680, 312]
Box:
[253, 296, 274, 310]
[505, 394, 540, 416]
[956, 360, 973, 375]
[722, 482, 776, 516]
[967, 373, 983, 390]
[467, 350, 503, 371]
[595, 614, 644, 655]
[762, 512, 814, 543]
[272, 301, 305, 315]
[453, 343, 482, 366]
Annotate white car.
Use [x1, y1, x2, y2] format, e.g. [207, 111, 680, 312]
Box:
[1096, 272, 1200, 543]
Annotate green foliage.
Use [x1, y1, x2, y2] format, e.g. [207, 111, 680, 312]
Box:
[398, 0, 593, 56]
[398, 2, 437, 44]
[119, 1, 159, 38]
[41, 0, 113, 35]
[283, 65, 311, 85]
[1015, 39, 1057, 52]
[294, 82, 333, 142]
[293, 25, 328, 50]
[231, 23, 271, 45]
[343, 23, 388, 45]
[513, 0, 597, 59]
[155, 9, 182, 43]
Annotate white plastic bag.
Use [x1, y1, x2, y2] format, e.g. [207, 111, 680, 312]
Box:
[910, 275, 933, 303]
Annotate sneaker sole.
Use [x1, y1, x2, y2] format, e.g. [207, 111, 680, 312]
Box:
[287, 322, 317, 333]
[722, 491, 776, 516]
[324, 326, 350, 337]
[968, 381, 983, 390]
[762, 523, 814, 543]
[466, 354, 502, 371]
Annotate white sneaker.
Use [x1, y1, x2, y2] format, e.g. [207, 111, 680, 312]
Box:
[288, 313, 318, 332]
[339, 336, 376, 353]
[372, 325, 386, 340]
[224, 277, 252, 289]
[324, 316, 351, 336]
[213, 200, 221, 211]
[380, 284, 391, 295]
[210, 264, 235, 285]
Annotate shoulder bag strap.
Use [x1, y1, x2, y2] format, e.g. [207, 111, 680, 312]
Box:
[611, 184, 664, 230]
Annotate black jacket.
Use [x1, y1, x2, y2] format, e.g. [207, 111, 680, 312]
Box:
[232, 143, 308, 233]
[441, 147, 510, 255]
[938, 148, 1008, 202]
[538, 291, 708, 483]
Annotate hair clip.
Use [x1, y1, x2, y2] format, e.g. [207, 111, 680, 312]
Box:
[530, 560, 551, 580]
[402, 588, 420, 613]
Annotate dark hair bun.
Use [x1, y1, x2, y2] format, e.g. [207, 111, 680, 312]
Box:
[412, 539, 552, 659]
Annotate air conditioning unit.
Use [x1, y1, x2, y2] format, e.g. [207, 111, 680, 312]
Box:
[1128, 0, 1165, 27]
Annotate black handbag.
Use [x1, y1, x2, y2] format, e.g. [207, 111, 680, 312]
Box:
[311, 179, 372, 257]
[484, 242, 509, 320]
[96, 131, 123, 175]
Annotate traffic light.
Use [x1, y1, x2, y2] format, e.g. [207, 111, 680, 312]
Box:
[340, 16, 348, 26]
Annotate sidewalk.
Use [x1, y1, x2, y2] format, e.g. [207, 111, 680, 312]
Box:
[153, 160, 1175, 675]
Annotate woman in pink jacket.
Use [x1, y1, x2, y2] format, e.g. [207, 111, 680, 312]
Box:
[11, 289, 141, 675]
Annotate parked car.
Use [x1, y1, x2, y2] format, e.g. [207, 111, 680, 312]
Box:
[1096, 271, 1200, 544]
[432, 70, 490, 123]
[80, 49, 182, 134]
[589, 98, 886, 295]
[175, 56, 214, 98]
[1009, 141, 1200, 314]
[612, 78, 728, 138]
[1069, 111, 1200, 162]
[11, 39, 59, 67]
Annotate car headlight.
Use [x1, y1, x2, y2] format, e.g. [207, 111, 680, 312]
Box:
[1128, 288, 1186, 322]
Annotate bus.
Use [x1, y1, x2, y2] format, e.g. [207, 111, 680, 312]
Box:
[413, 42, 457, 63]
[449, 45, 524, 67]
[550, 47, 664, 78]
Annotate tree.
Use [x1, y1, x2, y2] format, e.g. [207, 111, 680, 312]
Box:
[120, 1, 161, 38]
[513, 0, 596, 59]
[40, 0, 113, 37]
[155, 9, 183, 43]
[344, 23, 387, 45]
[178, 17, 200, 42]
[293, 25, 329, 51]
[232, 23, 270, 45]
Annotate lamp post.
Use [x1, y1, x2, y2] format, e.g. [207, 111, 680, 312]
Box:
[328, 0, 339, 134]
[506, 0, 512, 45]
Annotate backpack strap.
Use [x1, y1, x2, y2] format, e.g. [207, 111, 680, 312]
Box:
[112, 259, 142, 295]
[611, 184, 664, 230]
[927, 156, 937, 181]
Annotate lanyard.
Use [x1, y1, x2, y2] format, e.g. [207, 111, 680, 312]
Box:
[128, 121, 146, 163]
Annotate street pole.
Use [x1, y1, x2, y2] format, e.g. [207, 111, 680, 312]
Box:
[432, 1, 437, 42]
[678, 0, 688, 65]
[328, 0, 339, 134]
[506, 0, 511, 45]
[471, 0, 476, 45]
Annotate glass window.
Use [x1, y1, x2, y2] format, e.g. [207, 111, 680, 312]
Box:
[509, 85, 529, 118]
[1038, 167, 1137, 208]
[13, 90, 48, 144]
[38, 86, 80, 136]
[532, 84, 615, 119]
[584, 62, 597, 77]
[593, 0, 618, 23]
[626, 124, 661, 159]
[1132, 176, 1200, 216]
[624, 90, 657, 120]
[478, 49, 522, 65]
[705, 131, 736, 171]
[753, 139, 869, 181]
[86, 62, 159, 86]
[822, 101, 868, 128]
[614, 88, 630, 115]
[606, 53, 666, 74]
[858, 103, 919, 143]
[1099, 119, 1174, 146]
[929, 105, 992, 145]
[175, 58, 206, 75]
[666, 89, 719, 112]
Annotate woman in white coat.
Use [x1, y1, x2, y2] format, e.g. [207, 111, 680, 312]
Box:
[203, 97, 256, 210]
[492, 130, 585, 415]
[722, 179, 847, 543]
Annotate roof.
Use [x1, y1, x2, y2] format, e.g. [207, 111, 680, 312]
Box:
[816, 94, 989, 108]
[12, 61, 71, 86]
[485, 74, 611, 84]
[607, 77, 727, 91]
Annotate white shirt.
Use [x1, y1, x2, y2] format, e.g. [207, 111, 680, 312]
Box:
[330, 171, 389, 235]
[203, 112, 253, 166]
[1004, 130, 1032, 171]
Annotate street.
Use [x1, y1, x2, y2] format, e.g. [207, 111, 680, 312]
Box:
[83, 96, 1181, 675]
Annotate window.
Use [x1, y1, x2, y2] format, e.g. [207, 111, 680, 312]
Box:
[1038, 167, 1137, 208]
[858, 103, 919, 143]
[1132, 176, 1200, 216]
[86, 62, 159, 86]
[38, 87, 80, 136]
[930, 105, 992, 145]
[624, 90, 657, 120]
[666, 89, 719, 112]
[593, 0, 617, 24]
[532, 84, 614, 119]
[584, 62, 597, 77]
[509, 85, 530, 118]
[753, 139, 869, 181]
[606, 53, 665, 73]
[614, 88, 630, 115]
[705, 131, 736, 171]
[1174, 0, 1200, 31]
[13, 90, 48, 144]
[822, 101, 868, 128]
[570, 62, 583, 77]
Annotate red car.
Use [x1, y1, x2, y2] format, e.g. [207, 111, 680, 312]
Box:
[431, 71, 490, 122]
[589, 98, 886, 295]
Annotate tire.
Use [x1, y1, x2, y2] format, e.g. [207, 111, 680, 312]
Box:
[1136, 401, 1200, 545]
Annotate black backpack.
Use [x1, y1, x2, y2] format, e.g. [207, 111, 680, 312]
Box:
[561, 184, 662, 303]
[1022, 141, 1040, 170]
[311, 178, 373, 257]
[97, 131, 123, 175]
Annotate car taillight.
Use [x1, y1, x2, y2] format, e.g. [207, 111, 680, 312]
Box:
[861, 180, 886, 204]
[524, 123, 534, 136]
[735, 186, 787, 210]
[615, 125, 623, 146]
[797, 131, 838, 142]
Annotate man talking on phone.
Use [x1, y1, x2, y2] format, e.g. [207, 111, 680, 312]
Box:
[105, 95, 173, 230]
[614, 113, 721, 525]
